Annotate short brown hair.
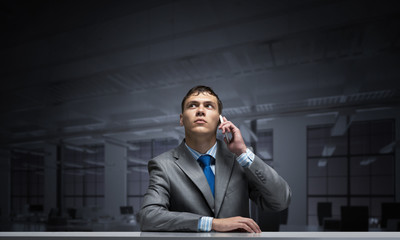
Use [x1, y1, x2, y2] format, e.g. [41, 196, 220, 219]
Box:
[181, 85, 223, 114]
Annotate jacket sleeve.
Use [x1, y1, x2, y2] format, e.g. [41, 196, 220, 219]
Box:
[245, 155, 292, 212]
[137, 159, 202, 232]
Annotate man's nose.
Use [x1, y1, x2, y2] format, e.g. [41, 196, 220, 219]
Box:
[196, 105, 205, 116]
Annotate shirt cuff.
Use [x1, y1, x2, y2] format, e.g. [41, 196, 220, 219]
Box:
[198, 216, 213, 232]
[236, 148, 255, 168]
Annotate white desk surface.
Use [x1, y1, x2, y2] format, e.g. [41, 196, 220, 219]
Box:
[1, 232, 400, 239]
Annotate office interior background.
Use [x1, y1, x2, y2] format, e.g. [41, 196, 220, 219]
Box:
[0, 0, 399, 232]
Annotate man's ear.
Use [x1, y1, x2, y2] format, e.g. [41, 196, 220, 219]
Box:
[179, 114, 184, 126]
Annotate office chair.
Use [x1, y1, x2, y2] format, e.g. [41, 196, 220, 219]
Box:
[317, 202, 332, 226]
[341, 206, 369, 231]
[381, 202, 400, 230]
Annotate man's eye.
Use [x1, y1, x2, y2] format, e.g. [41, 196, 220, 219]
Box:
[189, 104, 197, 108]
[206, 104, 214, 109]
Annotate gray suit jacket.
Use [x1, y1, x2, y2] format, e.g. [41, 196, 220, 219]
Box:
[138, 139, 291, 232]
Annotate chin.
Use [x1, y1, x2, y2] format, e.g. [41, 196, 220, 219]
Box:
[188, 127, 212, 134]
[193, 129, 212, 135]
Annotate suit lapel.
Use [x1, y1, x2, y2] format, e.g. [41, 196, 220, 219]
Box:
[214, 140, 236, 217]
[173, 141, 215, 213]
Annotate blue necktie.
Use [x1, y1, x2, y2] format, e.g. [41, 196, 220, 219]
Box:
[198, 155, 215, 197]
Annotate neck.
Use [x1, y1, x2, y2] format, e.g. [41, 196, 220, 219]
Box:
[185, 134, 217, 154]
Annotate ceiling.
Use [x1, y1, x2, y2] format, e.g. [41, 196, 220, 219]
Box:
[1, 0, 400, 150]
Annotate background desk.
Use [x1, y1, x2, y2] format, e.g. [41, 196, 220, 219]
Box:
[1, 232, 400, 239]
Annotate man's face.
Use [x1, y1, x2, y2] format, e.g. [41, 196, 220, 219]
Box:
[180, 92, 220, 138]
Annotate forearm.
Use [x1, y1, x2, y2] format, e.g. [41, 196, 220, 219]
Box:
[139, 204, 201, 232]
[246, 156, 292, 211]
[212, 216, 261, 233]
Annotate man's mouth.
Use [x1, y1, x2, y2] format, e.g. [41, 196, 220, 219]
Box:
[194, 119, 207, 124]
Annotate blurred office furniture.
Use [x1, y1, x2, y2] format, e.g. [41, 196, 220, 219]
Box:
[46, 217, 68, 231]
[9, 205, 139, 231]
[280, 208, 289, 225]
[381, 202, 400, 231]
[120, 206, 137, 228]
[29, 204, 44, 222]
[0, 208, 11, 231]
[48, 208, 60, 219]
[28, 204, 46, 231]
[341, 206, 369, 231]
[8, 204, 46, 231]
[46, 208, 93, 231]
[29, 205, 44, 213]
[258, 208, 288, 231]
[67, 208, 77, 219]
[317, 202, 332, 227]
[322, 218, 341, 231]
[120, 206, 134, 215]
[317, 202, 340, 231]
[46, 208, 67, 231]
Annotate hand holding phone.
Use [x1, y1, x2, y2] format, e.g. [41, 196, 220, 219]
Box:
[219, 115, 230, 144]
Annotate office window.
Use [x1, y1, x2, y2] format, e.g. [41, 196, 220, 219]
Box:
[307, 119, 395, 226]
[127, 140, 151, 213]
[255, 130, 273, 164]
[10, 151, 44, 216]
[63, 145, 104, 210]
[127, 138, 179, 213]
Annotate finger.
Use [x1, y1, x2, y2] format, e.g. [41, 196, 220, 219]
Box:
[223, 118, 237, 131]
[246, 218, 261, 233]
[221, 125, 227, 134]
[220, 124, 232, 134]
[253, 221, 261, 233]
[218, 121, 227, 130]
[250, 220, 261, 233]
[240, 218, 261, 233]
[244, 221, 260, 233]
[238, 223, 254, 233]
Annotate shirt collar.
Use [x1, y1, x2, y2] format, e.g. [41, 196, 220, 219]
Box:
[185, 140, 217, 160]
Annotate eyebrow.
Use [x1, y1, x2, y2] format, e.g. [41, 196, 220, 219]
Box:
[203, 101, 216, 106]
[185, 101, 216, 107]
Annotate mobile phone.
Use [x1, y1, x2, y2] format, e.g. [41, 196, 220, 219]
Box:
[219, 115, 230, 143]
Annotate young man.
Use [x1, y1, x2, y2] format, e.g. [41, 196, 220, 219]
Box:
[138, 86, 291, 232]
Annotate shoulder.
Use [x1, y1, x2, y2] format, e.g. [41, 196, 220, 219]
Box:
[150, 141, 185, 165]
[152, 149, 176, 163]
